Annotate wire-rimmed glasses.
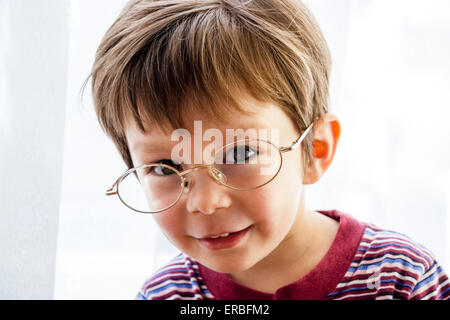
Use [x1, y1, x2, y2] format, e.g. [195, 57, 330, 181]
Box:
[105, 124, 313, 214]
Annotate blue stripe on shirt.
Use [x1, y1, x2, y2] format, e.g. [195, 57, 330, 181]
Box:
[147, 280, 200, 295]
[412, 264, 440, 293]
[348, 257, 424, 273]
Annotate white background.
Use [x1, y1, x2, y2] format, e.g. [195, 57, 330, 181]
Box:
[1, 0, 449, 299]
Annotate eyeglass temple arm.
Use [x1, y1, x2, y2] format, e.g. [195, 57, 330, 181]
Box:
[105, 179, 119, 196]
[279, 124, 313, 153]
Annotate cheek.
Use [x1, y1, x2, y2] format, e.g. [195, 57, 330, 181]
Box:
[247, 187, 296, 229]
[247, 160, 303, 232]
[152, 208, 186, 241]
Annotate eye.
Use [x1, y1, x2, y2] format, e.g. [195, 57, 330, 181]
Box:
[147, 159, 183, 176]
[225, 145, 257, 164]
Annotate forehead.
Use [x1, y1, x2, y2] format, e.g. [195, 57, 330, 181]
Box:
[125, 94, 298, 154]
[128, 110, 280, 152]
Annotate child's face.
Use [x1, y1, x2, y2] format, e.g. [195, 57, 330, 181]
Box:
[125, 92, 307, 273]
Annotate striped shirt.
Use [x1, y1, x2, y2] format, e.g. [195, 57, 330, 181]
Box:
[136, 210, 450, 300]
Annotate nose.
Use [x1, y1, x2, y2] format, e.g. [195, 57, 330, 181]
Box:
[183, 167, 231, 215]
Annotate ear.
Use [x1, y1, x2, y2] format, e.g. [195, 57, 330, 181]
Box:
[302, 113, 341, 185]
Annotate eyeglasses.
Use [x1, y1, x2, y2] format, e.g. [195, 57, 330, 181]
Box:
[105, 124, 313, 214]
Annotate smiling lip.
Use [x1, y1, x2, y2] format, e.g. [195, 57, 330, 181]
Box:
[197, 226, 251, 250]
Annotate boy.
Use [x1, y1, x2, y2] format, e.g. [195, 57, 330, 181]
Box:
[89, 0, 450, 299]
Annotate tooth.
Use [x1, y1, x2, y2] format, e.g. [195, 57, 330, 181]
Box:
[209, 233, 230, 239]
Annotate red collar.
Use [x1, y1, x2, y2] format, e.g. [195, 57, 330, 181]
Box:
[198, 210, 366, 300]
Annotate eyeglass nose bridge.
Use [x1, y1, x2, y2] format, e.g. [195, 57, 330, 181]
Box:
[179, 165, 228, 194]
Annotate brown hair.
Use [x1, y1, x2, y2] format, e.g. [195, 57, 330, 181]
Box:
[89, 0, 331, 170]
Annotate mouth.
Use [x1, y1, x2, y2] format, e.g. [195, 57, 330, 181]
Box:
[196, 226, 252, 251]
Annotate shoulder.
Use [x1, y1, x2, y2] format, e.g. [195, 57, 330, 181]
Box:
[330, 223, 450, 300]
[135, 253, 214, 300]
[359, 224, 436, 274]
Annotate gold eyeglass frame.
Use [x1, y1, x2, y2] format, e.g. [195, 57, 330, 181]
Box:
[105, 124, 313, 214]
